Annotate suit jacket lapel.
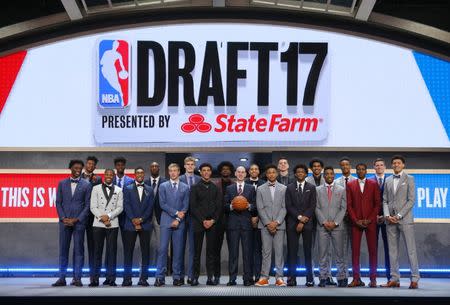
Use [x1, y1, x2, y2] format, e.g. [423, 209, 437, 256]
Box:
[72, 180, 82, 199]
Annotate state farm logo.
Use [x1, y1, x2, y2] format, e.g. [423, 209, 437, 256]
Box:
[181, 114, 212, 133]
[181, 113, 321, 133]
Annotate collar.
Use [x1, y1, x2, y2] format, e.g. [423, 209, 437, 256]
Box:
[325, 182, 334, 187]
[376, 174, 385, 180]
[297, 180, 305, 187]
[237, 181, 245, 187]
[170, 179, 180, 184]
[249, 178, 259, 182]
[358, 178, 366, 183]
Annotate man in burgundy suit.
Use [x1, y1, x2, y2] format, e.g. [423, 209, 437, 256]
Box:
[346, 163, 381, 288]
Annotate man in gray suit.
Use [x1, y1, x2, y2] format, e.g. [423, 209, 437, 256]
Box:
[89, 168, 123, 287]
[315, 166, 348, 288]
[255, 164, 287, 287]
[381, 155, 419, 289]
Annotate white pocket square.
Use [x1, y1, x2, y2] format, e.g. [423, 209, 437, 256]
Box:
[401, 182, 406, 185]
[305, 190, 310, 192]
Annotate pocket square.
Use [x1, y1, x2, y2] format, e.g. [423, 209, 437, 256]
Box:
[305, 190, 310, 192]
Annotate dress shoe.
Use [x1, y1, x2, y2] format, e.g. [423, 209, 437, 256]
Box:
[255, 278, 269, 287]
[275, 278, 287, 287]
[173, 279, 184, 286]
[109, 281, 117, 287]
[73, 279, 83, 287]
[348, 279, 365, 287]
[88, 280, 99, 287]
[213, 277, 220, 285]
[287, 277, 297, 287]
[305, 281, 315, 287]
[121, 279, 133, 287]
[409, 282, 419, 289]
[206, 278, 215, 286]
[103, 279, 111, 286]
[227, 280, 237, 286]
[318, 279, 327, 287]
[380, 280, 400, 288]
[369, 280, 377, 288]
[254, 276, 260, 283]
[326, 277, 337, 286]
[138, 279, 150, 287]
[338, 279, 348, 288]
[191, 278, 199, 286]
[51, 278, 67, 287]
[244, 280, 254, 286]
[187, 278, 193, 285]
[70, 278, 76, 286]
[154, 279, 165, 287]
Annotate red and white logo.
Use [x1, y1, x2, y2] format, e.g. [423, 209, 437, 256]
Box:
[181, 114, 212, 133]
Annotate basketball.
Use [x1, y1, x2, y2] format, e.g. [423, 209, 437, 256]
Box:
[118, 70, 128, 79]
[232, 195, 249, 211]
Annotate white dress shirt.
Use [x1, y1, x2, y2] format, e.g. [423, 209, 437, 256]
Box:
[358, 178, 366, 193]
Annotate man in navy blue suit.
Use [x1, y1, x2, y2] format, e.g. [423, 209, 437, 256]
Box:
[121, 167, 154, 287]
[179, 156, 201, 284]
[225, 166, 256, 286]
[52, 160, 92, 287]
[371, 158, 391, 281]
[155, 163, 190, 287]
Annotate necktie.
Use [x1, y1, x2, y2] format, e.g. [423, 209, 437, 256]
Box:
[393, 175, 401, 179]
[172, 182, 177, 191]
[117, 178, 122, 188]
[327, 185, 332, 203]
[378, 177, 383, 187]
[344, 177, 348, 187]
[152, 179, 157, 195]
[238, 184, 243, 195]
[189, 176, 194, 187]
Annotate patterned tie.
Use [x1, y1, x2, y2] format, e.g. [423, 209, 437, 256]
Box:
[189, 176, 194, 187]
[70, 178, 80, 184]
[238, 184, 243, 195]
[378, 177, 383, 188]
[117, 178, 122, 188]
[152, 179, 157, 195]
[172, 182, 177, 191]
[327, 185, 332, 203]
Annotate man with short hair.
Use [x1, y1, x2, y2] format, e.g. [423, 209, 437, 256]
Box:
[52, 160, 92, 287]
[277, 157, 294, 186]
[306, 158, 325, 187]
[381, 155, 419, 289]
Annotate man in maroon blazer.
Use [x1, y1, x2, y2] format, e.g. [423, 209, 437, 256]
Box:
[346, 163, 381, 288]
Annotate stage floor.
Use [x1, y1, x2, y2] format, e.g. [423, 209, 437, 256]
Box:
[1, 276, 449, 298]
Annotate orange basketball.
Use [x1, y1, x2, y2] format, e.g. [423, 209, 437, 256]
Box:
[232, 195, 249, 211]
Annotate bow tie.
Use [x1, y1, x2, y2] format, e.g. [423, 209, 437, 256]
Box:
[104, 184, 113, 190]
[136, 183, 145, 188]
[268, 183, 276, 187]
[393, 175, 401, 179]
[70, 179, 80, 184]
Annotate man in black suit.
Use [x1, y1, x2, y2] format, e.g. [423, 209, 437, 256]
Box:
[80, 156, 102, 286]
[285, 164, 317, 287]
[277, 157, 295, 186]
[144, 161, 167, 266]
[245, 164, 265, 282]
[189, 163, 222, 286]
[224, 166, 256, 286]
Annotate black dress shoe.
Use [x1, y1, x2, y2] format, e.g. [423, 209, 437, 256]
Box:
[191, 278, 199, 286]
[73, 279, 83, 287]
[227, 280, 237, 286]
[187, 278, 193, 285]
[287, 278, 297, 287]
[88, 280, 99, 287]
[154, 279, 165, 287]
[318, 279, 327, 287]
[206, 278, 215, 286]
[338, 278, 349, 288]
[109, 281, 117, 287]
[51, 278, 67, 287]
[138, 279, 150, 287]
[173, 279, 184, 286]
[103, 279, 111, 286]
[326, 277, 337, 286]
[305, 281, 315, 287]
[70, 278, 76, 286]
[213, 277, 220, 285]
[244, 280, 253, 286]
[122, 279, 133, 287]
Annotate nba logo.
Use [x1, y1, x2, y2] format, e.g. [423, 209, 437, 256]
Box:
[98, 40, 130, 108]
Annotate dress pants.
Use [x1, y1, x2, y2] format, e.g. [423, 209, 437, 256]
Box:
[58, 222, 85, 279]
[377, 222, 391, 280]
[287, 227, 313, 282]
[92, 227, 119, 281]
[150, 214, 161, 266]
[181, 215, 195, 280]
[386, 223, 420, 283]
[227, 229, 253, 282]
[72, 213, 94, 277]
[193, 226, 218, 279]
[260, 228, 285, 279]
[252, 228, 262, 280]
[351, 224, 377, 280]
[317, 226, 346, 280]
[156, 223, 186, 281]
[342, 217, 352, 278]
[214, 217, 227, 279]
[122, 229, 151, 280]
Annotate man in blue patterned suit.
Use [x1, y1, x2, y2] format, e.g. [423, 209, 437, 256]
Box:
[52, 160, 92, 287]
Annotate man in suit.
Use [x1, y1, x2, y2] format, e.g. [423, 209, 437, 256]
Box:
[246, 164, 265, 283]
[155, 163, 190, 287]
[89, 168, 123, 287]
[285, 164, 316, 287]
[277, 157, 294, 186]
[306, 158, 325, 187]
[255, 164, 287, 287]
[179, 156, 201, 284]
[224, 166, 256, 286]
[214, 161, 235, 284]
[381, 155, 419, 289]
[189, 163, 222, 286]
[346, 163, 381, 288]
[334, 156, 355, 282]
[81, 156, 102, 286]
[121, 167, 154, 287]
[144, 162, 167, 267]
[370, 158, 391, 282]
[52, 160, 92, 287]
[113, 156, 134, 236]
[315, 166, 348, 288]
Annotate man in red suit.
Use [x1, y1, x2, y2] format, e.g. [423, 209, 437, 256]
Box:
[346, 163, 381, 288]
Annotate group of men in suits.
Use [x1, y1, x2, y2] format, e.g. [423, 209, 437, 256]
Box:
[52, 154, 419, 289]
